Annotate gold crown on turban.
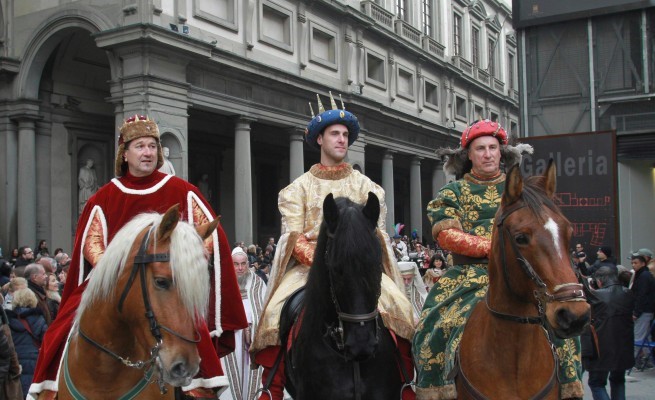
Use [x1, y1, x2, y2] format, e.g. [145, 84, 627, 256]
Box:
[114, 115, 164, 176]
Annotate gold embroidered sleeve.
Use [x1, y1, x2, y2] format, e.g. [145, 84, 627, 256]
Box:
[437, 228, 490, 258]
[293, 234, 315, 266]
[83, 212, 105, 268]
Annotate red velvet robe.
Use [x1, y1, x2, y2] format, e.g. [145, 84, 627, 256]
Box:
[30, 171, 247, 397]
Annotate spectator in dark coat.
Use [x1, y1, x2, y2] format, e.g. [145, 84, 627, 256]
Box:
[584, 246, 617, 277]
[630, 253, 655, 359]
[1, 295, 23, 400]
[582, 266, 634, 400]
[6, 289, 48, 396]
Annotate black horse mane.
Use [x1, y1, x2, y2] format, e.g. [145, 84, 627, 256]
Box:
[296, 196, 382, 348]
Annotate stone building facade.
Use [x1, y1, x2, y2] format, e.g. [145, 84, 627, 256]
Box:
[0, 0, 518, 251]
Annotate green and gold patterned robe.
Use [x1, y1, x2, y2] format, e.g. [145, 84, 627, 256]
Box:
[412, 173, 582, 399]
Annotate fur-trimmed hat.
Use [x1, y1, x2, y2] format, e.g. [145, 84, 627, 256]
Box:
[305, 92, 359, 150]
[435, 120, 533, 178]
[115, 115, 164, 176]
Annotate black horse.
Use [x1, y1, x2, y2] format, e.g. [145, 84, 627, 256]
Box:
[283, 192, 405, 400]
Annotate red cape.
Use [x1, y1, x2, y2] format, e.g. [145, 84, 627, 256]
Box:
[31, 171, 247, 396]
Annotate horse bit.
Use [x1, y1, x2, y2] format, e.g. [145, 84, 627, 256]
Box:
[77, 224, 201, 395]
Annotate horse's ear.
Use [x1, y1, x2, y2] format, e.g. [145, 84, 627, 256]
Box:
[543, 159, 557, 198]
[196, 216, 221, 241]
[362, 192, 380, 226]
[502, 164, 523, 205]
[158, 204, 181, 242]
[323, 193, 339, 233]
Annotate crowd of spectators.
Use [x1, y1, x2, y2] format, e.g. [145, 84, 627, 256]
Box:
[389, 234, 452, 292]
[574, 242, 655, 398]
[0, 241, 71, 398]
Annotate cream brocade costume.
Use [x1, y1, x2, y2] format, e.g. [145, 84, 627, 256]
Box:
[251, 163, 415, 353]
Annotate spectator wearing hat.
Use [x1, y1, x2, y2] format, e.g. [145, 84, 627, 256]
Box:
[628, 248, 655, 278]
[582, 266, 634, 400]
[587, 246, 617, 277]
[392, 234, 409, 261]
[630, 253, 655, 359]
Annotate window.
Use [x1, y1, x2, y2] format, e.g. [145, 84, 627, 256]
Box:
[421, 0, 432, 36]
[488, 38, 498, 78]
[396, 0, 408, 22]
[193, 0, 237, 31]
[366, 51, 386, 88]
[310, 23, 337, 69]
[508, 53, 515, 90]
[510, 121, 518, 136]
[455, 95, 467, 120]
[259, 1, 293, 53]
[490, 111, 499, 122]
[474, 104, 484, 120]
[424, 79, 439, 109]
[453, 13, 462, 56]
[472, 26, 480, 67]
[397, 66, 415, 100]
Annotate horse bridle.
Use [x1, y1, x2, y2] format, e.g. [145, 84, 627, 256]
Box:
[490, 202, 586, 325]
[323, 230, 380, 356]
[78, 225, 200, 394]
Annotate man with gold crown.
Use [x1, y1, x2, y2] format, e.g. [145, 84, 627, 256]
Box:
[412, 120, 584, 399]
[30, 115, 248, 399]
[250, 93, 417, 400]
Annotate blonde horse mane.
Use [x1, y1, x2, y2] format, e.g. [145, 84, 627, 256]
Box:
[76, 212, 210, 325]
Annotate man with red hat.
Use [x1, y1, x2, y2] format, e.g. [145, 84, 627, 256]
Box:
[412, 120, 584, 399]
[29, 115, 247, 399]
[250, 93, 416, 400]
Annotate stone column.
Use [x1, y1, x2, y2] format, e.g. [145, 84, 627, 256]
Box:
[234, 117, 255, 245]
[410, 157, 423, 241]
[432, 162, 446, 198]
[381, 150, 395, 237]
[288, 128, 305, 181]
[16, 118, 37, 247]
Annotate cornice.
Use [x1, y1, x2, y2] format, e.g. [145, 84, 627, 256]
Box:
[93, 23, 214, 58]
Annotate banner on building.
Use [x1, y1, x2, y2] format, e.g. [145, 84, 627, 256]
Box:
[519, 131, 617, 257]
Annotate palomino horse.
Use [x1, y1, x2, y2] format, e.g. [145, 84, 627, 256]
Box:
[282, 193, 410, 400]
[59, 205, 219, 399]
[456, 162, 590, 399]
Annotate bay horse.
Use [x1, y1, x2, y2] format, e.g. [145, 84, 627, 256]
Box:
[59, 205, 219, 399]
[455, 162, 590, 399]
[283, 193, 408, 400]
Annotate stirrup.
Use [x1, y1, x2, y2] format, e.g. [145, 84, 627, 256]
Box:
[400, 381, 415, 399]
[254, 387, 273, 400]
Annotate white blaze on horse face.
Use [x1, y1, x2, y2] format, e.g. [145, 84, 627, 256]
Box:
[544, 218, 561, 254]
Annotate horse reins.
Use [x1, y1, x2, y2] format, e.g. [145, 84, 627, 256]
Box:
[75, 225, 200, 396]
[460, 202, 586, 400]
